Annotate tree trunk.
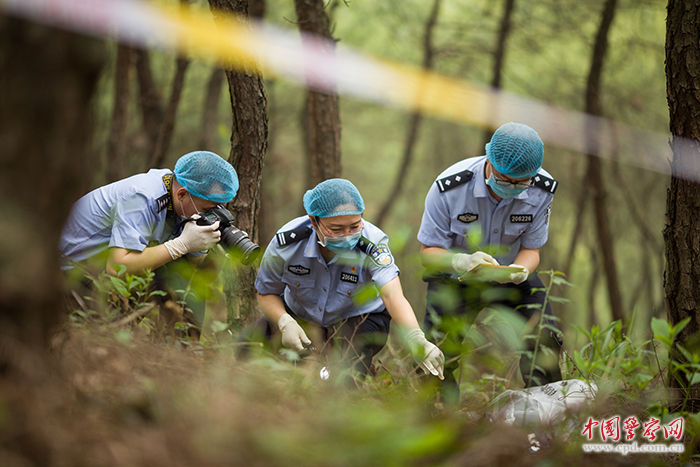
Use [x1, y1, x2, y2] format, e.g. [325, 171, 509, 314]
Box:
[583, 0, 624, 325]
[563, 184, 589, 277]
[482, 0, 516, 148]
[208, 0, 268, 323]
[135, 49, 164, 160]
[376, 0, 442, 228]
[249, 0, 265, 19]
[294, 0, 341, 187]
[0, 18, 104, 371]
[149, 55, 190, 168]
[664, 0, 700, 411]
[106, 45, 133, 182]
[198, 67, 225, 151]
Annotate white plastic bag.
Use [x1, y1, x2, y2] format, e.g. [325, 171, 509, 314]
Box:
[482, 379, 598, 426]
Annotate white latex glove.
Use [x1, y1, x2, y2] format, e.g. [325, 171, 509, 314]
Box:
[406, 329, 445, 380]
[164, 218, 221, 260]
[509, 263, 530, 284]
[451, 251, 499, 273]
[491, 263, 530, 284]
[277, 313, 312, 352]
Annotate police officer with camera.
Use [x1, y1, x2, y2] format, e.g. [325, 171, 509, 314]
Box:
[245, 178, 444, 381]
[417, 122, 562, 402]
[59, 150, 241, 329]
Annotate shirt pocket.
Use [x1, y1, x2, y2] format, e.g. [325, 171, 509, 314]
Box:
[450, 220, 483, 251]
[502, 221, 528, 245]
[336, 277, 378, 308]
[282, 274, 317, 309]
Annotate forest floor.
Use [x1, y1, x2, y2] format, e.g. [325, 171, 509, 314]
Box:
[0, 316, 691, 467]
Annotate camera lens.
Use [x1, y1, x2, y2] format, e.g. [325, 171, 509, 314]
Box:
[220, 226, 261, 265]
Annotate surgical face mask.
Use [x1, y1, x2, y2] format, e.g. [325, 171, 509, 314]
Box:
[179, 193, 202, 221]
[324, 231, 362, 254]
[314, 218, 363, 253]
[486, 173, 528, 199]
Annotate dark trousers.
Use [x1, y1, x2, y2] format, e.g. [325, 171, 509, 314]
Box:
[239, 301, 392, 377]
[424, 273, 562, 401]
[152, 258, 207, 328]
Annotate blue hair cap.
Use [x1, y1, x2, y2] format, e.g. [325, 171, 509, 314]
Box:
[486, 122, 544, 178]
[174, 151, 239, 203]
[303, 178, 365, 218]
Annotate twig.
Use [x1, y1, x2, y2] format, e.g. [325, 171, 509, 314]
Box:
[108, 303, 157, 328]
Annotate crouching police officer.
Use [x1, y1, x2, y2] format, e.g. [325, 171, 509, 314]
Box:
[244, 178, 444, 381]
[59, 150, 239, 331]
[417, 122, 562, 402]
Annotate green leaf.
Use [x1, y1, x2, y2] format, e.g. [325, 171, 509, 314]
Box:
[573, 350, 588, 377]
[210, 320, 229, 333]
[690, 373, 700, 386]
[572, 324, 593, 342]
[651, 317, 670, 340]
[671, 317, 692, 339]
[677, 344, 695, 363]
[551, 275, 574, 287]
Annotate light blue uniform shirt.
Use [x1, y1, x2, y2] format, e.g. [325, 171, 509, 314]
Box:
[255, 216, 399, 327]
[418, 156, 555, 271]
[59, 169, 180, 269]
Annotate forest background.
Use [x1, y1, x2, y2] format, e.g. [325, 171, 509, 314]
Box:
[88, 0, 668, 340]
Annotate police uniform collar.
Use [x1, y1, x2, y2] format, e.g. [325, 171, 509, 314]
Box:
[303, 225, 321, 258]
[472, 159, 489, 199]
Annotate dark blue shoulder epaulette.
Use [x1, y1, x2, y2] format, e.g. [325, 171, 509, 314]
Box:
[276, 226, 312, 246]
[435, 169, 474, 193]
[532, 173, 558, 194]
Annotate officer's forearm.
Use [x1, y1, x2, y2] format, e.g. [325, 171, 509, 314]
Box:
[106, 245, 173, 276]
[257, 293, 288, 327]
[379, 277, 421, 330]
[512, 247, 540, 272]
[419, 244, 457, 273]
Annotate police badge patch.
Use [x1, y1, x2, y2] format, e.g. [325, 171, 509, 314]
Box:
[288, 265, 310, 275]
[369, 244, 393, 267]
[458, 212, 478, 223]
[357, 237, 394, 267]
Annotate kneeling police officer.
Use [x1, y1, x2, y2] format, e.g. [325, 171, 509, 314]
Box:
[246, 178, 444, 380]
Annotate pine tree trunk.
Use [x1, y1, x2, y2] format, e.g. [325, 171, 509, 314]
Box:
[294, 0, 341, 187]
[482, 0, 516, 148]
[208, 0, 268, 323]
[198, 67, 225, 151]
[664, 0, 700, 411]
[583, 0, 624, 325]
[106, 45, 133, 182]
[376, 0, 441, 228]
[135, 49, 164, 161]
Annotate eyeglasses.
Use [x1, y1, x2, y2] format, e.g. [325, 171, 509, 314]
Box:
[491, 174, 534, 190]
[316, 218, 364, 238]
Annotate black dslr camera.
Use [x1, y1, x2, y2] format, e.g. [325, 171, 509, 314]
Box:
[195, 205, 260, 264]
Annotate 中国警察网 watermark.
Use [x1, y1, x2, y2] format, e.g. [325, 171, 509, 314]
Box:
[581, 415, 685, 455]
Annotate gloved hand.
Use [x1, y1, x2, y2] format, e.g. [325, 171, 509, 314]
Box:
[491, 263, 530, 284]
[406, 328, 444, 380]
[277, 313, 312, 352]
[164, 217, 221, 260]
[451, 251, 499, 273]
[509, 264, 529, 284]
